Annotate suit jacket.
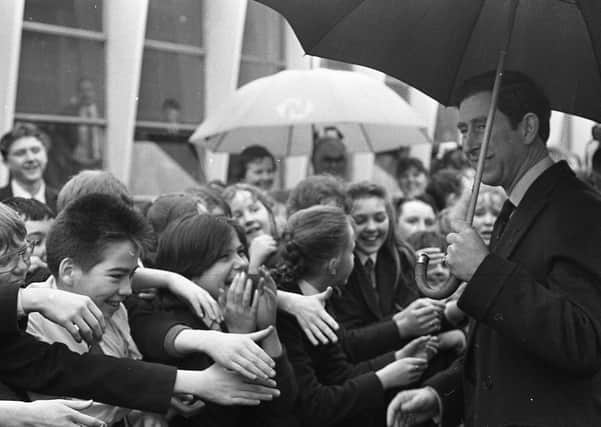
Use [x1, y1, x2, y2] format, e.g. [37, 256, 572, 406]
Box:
[0, 283, 177, 413]
[331, 246, 418, 362]
[0, 181, 58, 213]
[427, 162, 601, 426]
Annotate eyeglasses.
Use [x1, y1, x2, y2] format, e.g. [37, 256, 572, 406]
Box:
[0, 241, 34, 274]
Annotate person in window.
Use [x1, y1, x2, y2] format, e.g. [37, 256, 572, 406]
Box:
[0, 123, 58, 213]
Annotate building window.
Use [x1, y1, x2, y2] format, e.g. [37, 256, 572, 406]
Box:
[136, 0, 204, 141]
[238, 1, 286, 87]
[15, 0, 106, 188]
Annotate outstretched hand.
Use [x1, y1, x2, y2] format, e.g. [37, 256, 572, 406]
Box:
[282, 287, 339, 345]
[386, 388, 440, 427]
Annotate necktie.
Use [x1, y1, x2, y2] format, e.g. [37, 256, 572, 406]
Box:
[490, 199, 516, 249]
[364, 258, 376, 289]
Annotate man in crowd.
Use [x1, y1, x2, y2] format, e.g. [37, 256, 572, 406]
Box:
[311, 127, 348, 179]
[0, 124, 58, 213]
[387, 71, 601, 426]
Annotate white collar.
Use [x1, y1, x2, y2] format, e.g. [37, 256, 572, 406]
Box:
[356, 251, 377, 267]
[11, 179, 46, 204]
[508, 156, 554, 207]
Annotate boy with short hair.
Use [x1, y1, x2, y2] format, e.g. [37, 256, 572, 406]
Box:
[26, 193, 164, 426]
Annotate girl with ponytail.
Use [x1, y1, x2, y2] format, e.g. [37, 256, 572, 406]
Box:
[275, 205, 435, 427]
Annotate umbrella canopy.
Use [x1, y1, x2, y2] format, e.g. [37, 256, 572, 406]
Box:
[190, 68, 430, 157]
[255, 0, 601, 122]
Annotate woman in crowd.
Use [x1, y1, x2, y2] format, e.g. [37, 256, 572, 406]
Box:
[127, 213, 296, 427]
[237, 145, 277, 192]
[275, 205, 435, 427]
[472, 185, 506, 245]
[330, 182, 444, 363]
[395, 195, 438, 241]
[396, 157, 429, 199]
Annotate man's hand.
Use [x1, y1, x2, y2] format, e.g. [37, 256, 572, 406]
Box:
[393, 298, 445, 339]
[446, 219, 489, 282]
[386, 388, 440, 427]
[278, 287, 339, 345]
[179, 364, 280, 406]
[0, 399, 106, 427]
[21, 287, 105, 345]
[221, 272, 259, 334]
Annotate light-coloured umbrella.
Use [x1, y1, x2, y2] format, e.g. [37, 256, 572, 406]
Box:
[190, 68, 430, 157]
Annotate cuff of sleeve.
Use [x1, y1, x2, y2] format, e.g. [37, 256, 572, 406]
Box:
[458, 253, 517, 321]
[164, 325, 192, 358]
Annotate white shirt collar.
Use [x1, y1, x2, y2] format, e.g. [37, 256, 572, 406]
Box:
[11, 179, 46, 204]
[356, 251, 377, 267]
[508, 156, 554, 207]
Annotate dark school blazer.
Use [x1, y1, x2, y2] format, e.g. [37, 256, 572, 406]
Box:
[0, 181, 58, 213]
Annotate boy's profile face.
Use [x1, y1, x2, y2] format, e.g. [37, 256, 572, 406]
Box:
[25, 218, 54, 265]
[0, 236, 31, 285]
[65, 240, 139, 318]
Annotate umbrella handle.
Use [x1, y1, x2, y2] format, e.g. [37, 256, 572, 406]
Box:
[415, 253, 462, 299]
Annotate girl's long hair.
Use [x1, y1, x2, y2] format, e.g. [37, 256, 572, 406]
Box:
[273, 205, 350, 289]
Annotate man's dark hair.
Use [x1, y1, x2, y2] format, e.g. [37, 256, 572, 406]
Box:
[47, 193, 152, 277]
[238, 145, 276, 180]
[396, 157, 427, 180]
[286, 174, 351, 216]
[453, 70, 551, 142]
[0, 123, 51, 159]
[2, 197, 55, 221]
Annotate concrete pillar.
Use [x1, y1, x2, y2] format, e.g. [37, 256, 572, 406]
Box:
[0, 0, 25, 184]
[203, 0, 247, 183]
[104, 0, 148, 185]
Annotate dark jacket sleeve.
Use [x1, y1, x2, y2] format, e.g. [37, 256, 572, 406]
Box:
[423, 356, 464, 427]
[340, 319, 404, 362]
[278, 311, 386, 425]
[126, 294, 192, 362]
[459, 251, 601, 376]
[0, 283, 177, 412]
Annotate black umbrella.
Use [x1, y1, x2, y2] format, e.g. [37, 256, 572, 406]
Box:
[256, 0, 601, 297]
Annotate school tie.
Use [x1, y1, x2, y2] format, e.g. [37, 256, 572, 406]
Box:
[364, 258, 375, 288]
[490, 199, 516, 250]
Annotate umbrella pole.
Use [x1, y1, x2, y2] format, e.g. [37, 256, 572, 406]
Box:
[415, 0, 519, 299]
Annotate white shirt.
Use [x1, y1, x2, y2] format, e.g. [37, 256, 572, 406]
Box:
[11, 179, 46, 204]
[26, 277, 165, 427]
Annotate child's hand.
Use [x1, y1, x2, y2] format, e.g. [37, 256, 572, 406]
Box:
[376, 357, 428, 389]
[256, 269, 278, 330]
[203, 328, 276, 380]
[166, 273, 223, 325]
[21, 287, 105, 345]
[248, 235, 277, 273]
[395, 335, 439, 361]
[222, 272, 259, 334]
[437, 329, 467, 354]
[393, 298, 445, 339]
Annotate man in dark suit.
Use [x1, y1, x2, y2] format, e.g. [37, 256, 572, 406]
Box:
[0, 123, 58, 212]
[386, 71, 601, 426]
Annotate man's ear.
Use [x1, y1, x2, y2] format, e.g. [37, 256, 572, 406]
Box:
[521, 113, 540, 145]
[58, 258, 77, 288]
[326, 258, 339, 276]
